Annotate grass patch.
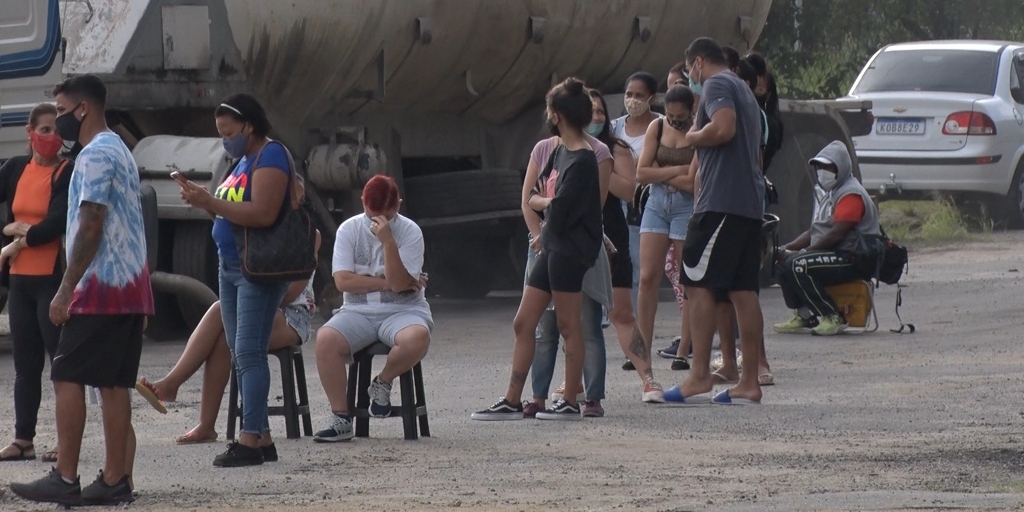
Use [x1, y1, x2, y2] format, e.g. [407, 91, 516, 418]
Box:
[878, 198, 991, 246]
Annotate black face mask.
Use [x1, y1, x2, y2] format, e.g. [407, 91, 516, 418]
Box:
[546, 117, 560, 137]
[56, 104, 84, 143]
[667, 117, 692, 131]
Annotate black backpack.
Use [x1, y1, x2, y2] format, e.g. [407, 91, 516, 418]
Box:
[856, 226, 908, 285]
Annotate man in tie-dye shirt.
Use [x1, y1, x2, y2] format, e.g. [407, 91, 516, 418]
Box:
[11, 75, 153, 507]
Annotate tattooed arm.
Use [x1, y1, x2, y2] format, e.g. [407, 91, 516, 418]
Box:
[49, 201, 106, 325]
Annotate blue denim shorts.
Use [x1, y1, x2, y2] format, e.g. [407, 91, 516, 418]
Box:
[640, 184, 694, 240]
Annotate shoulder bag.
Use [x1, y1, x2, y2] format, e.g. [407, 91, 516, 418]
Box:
[232, 141, 317, 284]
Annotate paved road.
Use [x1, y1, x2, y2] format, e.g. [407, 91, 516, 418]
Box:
[0, 234, 1021, 511]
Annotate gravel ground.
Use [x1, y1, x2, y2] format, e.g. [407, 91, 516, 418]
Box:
[0, 233, 1022, 511]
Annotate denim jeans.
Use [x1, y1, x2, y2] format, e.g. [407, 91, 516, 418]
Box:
[219, 258, 288, 435]
[525, 246, 607, 401]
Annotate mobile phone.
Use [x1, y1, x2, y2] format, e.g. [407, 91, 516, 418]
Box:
[170, 171, 187, 184]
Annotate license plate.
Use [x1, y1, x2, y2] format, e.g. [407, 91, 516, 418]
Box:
[876, 118, 925, 135]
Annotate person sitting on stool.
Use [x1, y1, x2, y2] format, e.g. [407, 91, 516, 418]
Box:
[313, 175, 431, 443]
[773, 141, 880, 336]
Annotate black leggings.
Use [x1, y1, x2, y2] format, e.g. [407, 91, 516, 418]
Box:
[9, 274, 62, 441]
[527, 249, 590, 293]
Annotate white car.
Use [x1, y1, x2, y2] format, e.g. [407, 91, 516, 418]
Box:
[844, 40, 1024, 226]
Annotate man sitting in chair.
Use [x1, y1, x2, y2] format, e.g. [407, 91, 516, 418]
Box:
[773, 141, 880, 336]
[314, 175, 431, 442]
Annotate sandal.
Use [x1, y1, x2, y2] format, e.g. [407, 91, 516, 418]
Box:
[0, 442, 35, 461]
[41, 448, 57, 463]
[175, 428, 218, 445]
[135, 380, 168, 414]
[710, 370, 738, 385]
[758, 373, 775, 386]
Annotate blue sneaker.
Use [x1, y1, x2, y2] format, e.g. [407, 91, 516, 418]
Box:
[662, 385, 712, 406]
[368, 376, 392, 417]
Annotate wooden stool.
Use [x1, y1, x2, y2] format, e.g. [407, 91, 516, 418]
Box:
[346, 342, 430, 440]
[227, 345, 313, 440]
[825, 280, 878, 333]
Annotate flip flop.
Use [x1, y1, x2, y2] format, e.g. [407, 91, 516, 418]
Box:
[41, 448, 57, 463]
[758, 373, 775, 386]
[134, 381, 168, 414]
[712, 389, 761, 406]
[711, 370, 738, 385]
[662, 386, 712, 407]
[175, 429, 218, 445]
[0, 442, 35, 461]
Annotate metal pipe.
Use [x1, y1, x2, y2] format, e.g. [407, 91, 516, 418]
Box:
[150, 270, 218, 312]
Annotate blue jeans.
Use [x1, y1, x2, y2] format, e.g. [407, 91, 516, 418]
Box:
[525, 246, 606, 401]
[219, 258, 288, 435]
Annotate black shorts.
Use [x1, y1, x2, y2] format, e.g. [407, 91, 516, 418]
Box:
[527, 249, 589, 294]
[51, 314, 146, 388]
[611, 251, 632, 289]
[680, 212, 761, 293]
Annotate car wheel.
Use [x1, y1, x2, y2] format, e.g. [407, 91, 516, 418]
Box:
[998, 160, 1024, 229]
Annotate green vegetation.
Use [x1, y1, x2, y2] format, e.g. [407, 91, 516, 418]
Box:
[879, 199, 992, 246]
[757, 0, 1024, 100]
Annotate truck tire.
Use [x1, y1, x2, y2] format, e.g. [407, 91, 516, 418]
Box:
[403, 169, 521, 219]
[424, 238, 500, 298]
[173, 221, 219, 329]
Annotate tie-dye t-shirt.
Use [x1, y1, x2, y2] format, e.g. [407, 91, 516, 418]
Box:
[66, 131, 154, 315]
[211, 141, 291, 259]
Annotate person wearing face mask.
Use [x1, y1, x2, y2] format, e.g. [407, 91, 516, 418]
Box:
[611, 71, 660, 318]
[312, 174, 432, 441]
[473, 78, 603, 421]
[634, 85, 698, 374]
[175, 93, 294, 467]
[10, 75, 153, 506]
[0, 103, 73, 464]
[773, 141, 880, 336]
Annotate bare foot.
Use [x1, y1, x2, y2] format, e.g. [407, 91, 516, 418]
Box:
[725, 384, 763, 403]
[175, 426, 218, 445]
[139, 376, 177, 403]
[678, 375, 714, 397]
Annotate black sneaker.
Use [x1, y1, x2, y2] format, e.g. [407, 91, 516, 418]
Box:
[535, 399, 582, 421]
[671, 357, 691, 371]
[82, 470, 133, 506]
[261, 443, 278, 462]
[470, 398, 524, 421]
[212, 442, 264, 467]
[621, 359, 635, 371]
[9, 467, 82, 506]
[657, 337, 682, 359]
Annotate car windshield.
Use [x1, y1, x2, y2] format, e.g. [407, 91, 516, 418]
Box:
[853, 49, 999, 95]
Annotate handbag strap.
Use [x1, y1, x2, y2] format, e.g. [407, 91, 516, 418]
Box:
[251, 139, 299, 222]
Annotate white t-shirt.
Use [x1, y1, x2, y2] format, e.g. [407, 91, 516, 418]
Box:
[332, 213, 429, 314]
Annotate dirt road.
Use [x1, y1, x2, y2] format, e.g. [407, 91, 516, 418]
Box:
[0, 234, 1022, 511]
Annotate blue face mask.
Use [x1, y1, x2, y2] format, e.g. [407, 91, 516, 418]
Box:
[688, 76, 703, 96]
[586, 122, 603, 137]
[222, 132, 248, 159]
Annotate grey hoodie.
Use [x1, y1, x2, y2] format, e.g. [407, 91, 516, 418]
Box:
[809, 141, 880, 251]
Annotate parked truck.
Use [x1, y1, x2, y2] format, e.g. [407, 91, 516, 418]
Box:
[1, 0, 868, 336]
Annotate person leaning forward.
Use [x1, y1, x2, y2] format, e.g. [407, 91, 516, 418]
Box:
[773, 140, 881, 336]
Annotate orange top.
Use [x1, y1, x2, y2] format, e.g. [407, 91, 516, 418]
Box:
[10, 161, 61, 276]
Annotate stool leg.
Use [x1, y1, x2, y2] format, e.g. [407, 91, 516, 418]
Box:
[346, 360, 358, 422]
[356, 356, 372, 437]
[227, 366, 239, 441]
[279, 352, 299, 439]
[293, 349, 313, 436]
[399, 371, 417, 440]
[413, 363, 429, 438]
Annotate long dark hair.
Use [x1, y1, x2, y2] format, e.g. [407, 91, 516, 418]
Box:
[587, 89, 630, 153]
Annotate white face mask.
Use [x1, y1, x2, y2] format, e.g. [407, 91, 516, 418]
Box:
[624, 97, 650, 118]
[817, 169, 838, 190]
